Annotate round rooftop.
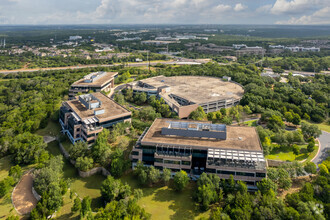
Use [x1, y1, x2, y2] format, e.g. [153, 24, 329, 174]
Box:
[137, 75, 244, 104]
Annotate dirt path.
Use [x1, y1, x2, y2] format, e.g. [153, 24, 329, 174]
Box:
[12, 172, 38, 215]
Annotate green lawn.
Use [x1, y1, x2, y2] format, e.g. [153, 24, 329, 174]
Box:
[36, 120, 61, 137]
[265, 144, 317, 162]
[244, 120, 258, 127]
[121, 174, 209, 220]
[302, 120, 330, 133]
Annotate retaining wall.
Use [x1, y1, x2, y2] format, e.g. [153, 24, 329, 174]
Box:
[267, 159, 291, 167]
[58, 142, 111, 178]
[32, 187, 41, 201]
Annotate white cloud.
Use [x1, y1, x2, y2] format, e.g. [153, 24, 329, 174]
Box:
[276, 6, 330, 24]
[234, 3, 246, 12]
[213, 4, 232, 13]
[270, 0, 322, 15]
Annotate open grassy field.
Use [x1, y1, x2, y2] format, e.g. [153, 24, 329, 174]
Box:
[36, 120, 62, 137]
[121, 174, 209, 220]
[243, 120, 258, 127]
[265, 144, 319, 162]
[302, 120, 330, 133]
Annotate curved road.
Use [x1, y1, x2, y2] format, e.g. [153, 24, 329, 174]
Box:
[312, 131, 330, 164]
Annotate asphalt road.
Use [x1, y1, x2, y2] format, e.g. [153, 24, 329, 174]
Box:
[312, 131, 330, 164]
[0, 60, 204, 75]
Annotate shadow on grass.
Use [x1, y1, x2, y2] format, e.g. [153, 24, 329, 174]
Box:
[152, 183, 198, 220]
[295, 154, 308, 161]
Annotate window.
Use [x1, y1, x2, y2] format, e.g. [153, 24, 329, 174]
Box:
[155, 158, 163, 163]
[256, 173, 266, 177]
[236, 172, 254, 177]
[132, 151, 139, 156]
[164, 160, 180, 165]
[182, 161, 191, 165]
[218, 170, 235, 175]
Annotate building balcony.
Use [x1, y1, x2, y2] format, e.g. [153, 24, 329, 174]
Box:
[154, 152, 192, 161]
[154, 162, 191, 170]
[82, 125, 103, 134]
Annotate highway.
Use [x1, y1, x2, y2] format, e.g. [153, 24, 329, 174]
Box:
[0, 59, 206, 75]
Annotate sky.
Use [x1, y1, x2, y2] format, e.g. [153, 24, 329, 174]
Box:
[0, 0, 329, 25]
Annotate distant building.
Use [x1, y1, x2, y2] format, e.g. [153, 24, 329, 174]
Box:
[285, 46, 320, 52]
[127, 75, 243, 118]
[236, 47, 266, 56]
[69, 72, 118, 98]
[116, 37, 141, 41]
[131, 118, 267, 186]
[69, 36, 82, 41]
[269, 45, 285, 49]
[141, 40, 180, 45]
[233, 44, 247, 50]
[60, 93, 131, 144]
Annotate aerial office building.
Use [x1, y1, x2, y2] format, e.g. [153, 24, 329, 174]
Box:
[69, 72, 118, 98]
[127, 75, 244, 118]
[131, 118, 267, 186]
[59, 92, 131, 144]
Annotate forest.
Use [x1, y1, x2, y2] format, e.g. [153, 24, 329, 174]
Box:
[0, 60, 329, 219]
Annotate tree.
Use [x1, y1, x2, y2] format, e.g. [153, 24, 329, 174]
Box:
[162, 168, 171, 185]
[257, 178, 277, 195]
[318, 164, 329, 176]
[71, 197, 81, 213]
[68, 141, 88, 160]
[81, 196, 92, 217]
[189, 106, 206, 121]
[307, 142, 315, 153]
[278, 168, 292, 190]
[75, 156, 93, 172]
[301, 122, 322, 139]
[292, 144, 300, 159]
[284, 112, 293, 122]
[9, 165, 22, 183]
[292, 113, 301, 125]
[10, 132, 48, 165]
[92, 128, 112, 166]
[110, 151, 128, 178]
[173, 170, 189, 192]
[100, 176, 131, 203]
[148, 166, 161, 185]
[304, 162, 317, 174]
[267, 115, 285, 132]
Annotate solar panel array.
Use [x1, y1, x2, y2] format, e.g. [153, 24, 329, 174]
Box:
[168, 121, 226, 132]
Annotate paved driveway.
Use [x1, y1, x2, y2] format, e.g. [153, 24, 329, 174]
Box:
[312, 131, 330, 164]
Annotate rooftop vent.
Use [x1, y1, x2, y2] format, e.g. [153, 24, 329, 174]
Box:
[79, 94, 102, 110]
[83, 72, 106, 83]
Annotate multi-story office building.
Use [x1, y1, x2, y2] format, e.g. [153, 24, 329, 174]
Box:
[59, 92, 131, 144]
[127, 76, 244, 118]
[131, 118, 267, 186]
[69, 72, 118, 98]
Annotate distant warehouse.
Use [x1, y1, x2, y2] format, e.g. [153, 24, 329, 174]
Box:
[59, 92, 131, 144]
[69, 72, 118, 98]
[127, 75, 244, 118]
[131, 118, 267, 186]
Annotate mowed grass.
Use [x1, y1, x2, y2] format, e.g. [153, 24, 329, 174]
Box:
[46, 140, 105, 217]
[302, 120, 330, 133]
[36, 120, 62, 137]
[265, 144, 318, 162]
[244, 120, 258, 127]
[121, 174, 209, 220]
